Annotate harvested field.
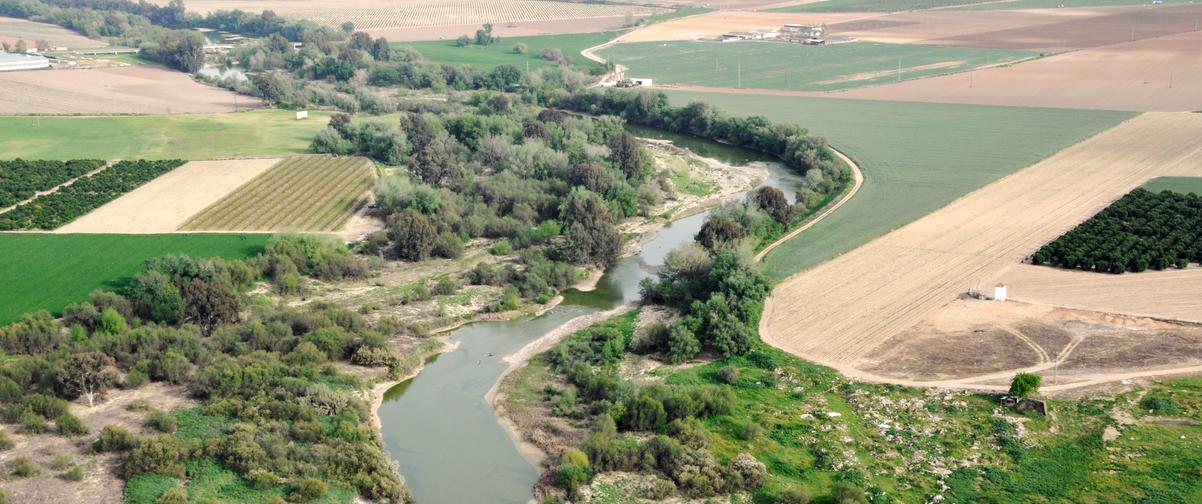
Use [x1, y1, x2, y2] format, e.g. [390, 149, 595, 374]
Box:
[761, 112, 1202, 371]
[825, 9, 1089, 46]
[0, 16, 106, 49]
[833, 30, 1202, 112]
[160, 0, 664, 38]
[57, 159, 282, 234]
[376, 17, 633, 41]
[859, 297, 1202, 387]
[991, 264, 1202, 323]
[619, 11, 873, 42]
[0, 66, 252, 115]
[180, 156, 375, 232]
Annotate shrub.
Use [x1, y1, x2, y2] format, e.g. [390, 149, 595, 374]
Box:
[61, 465, 84, 482]
[157, 487, 188, 504]
[18, 409, 47, 434]
[289, 478, 329, 502]
[512, 42, 528, 54]
[776, 486, 812, 504]
[1009, 372, 1041, 400]
[93, 425, 136, 453]
[10, 457, 36, 477]
[738, 422, 762, 441]
[727, 453, 767, 490]
[122, 435, 186, 479]
[718, 365, 739, 385]
[145, 410, 178, 433]
[0, 429, 12, 450]
[831, 482, 868, 504]
[1139, 395, 1178, 415]
[56, 412, 88, 437]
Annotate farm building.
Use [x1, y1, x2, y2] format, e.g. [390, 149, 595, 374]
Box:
[0, 52, 50, 72]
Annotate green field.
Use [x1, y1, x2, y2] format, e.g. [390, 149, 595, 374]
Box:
[600, 41, 1039, 92]
[0, 233, 269, 324]
[0, 110, 340, 160]
[659, 91, 1134, 280]
[1143, 177, 1202, 195]
[400, 32, 617, 73]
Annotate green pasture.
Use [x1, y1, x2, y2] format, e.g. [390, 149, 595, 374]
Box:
[0, 110, 346, 160]
[659, 91, 1133, 280]
[1143, 177, 1202, 195]
[0, 233, 269, 324]
[599, 41, 1039, 92]
[399, 32, 617, 73]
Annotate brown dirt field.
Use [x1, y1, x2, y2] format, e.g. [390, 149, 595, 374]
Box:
[0, 66, 254, 115]
[160, 0, 664, 36]
[761, 112, 1202, 375]
[620, 11, 877, 42]
[990, 263, 1202, 323]
[858, 297, 1202, 387]
[0, 16, 107, 49]
[925, 4, 1202, 50]
[372, 16, 640, 41]
[833, 30, 1202, 112]
[56, 158, 282, 234]
[0, 383, 194, 504]
[827, 7, 1120, 47]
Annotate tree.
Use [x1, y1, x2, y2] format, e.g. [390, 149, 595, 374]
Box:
[608, 131, 651, 181]
[749, 186, 794, 224]
[455, 35, 471, 47]
[474, 23, 497, 45]
[696, 215, 746, 252]
[59, 352, 119, 407]
[180, 278, 240, 335]
[559, 188, 622, 266]
[512, 42, 528, 54]
[666, 325, 700, 364]
[1009, 372, 1042, 400]
[388, 211, 437, 261]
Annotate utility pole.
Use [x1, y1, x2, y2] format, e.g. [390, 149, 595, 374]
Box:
[737, 61, 742, 88]
[896, 57, 901, 82]
[1169, 70, 1173, 89]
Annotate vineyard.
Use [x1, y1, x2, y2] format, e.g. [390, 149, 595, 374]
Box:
[180, 156, 375, 232]
[1032, 188, 1202, 273]
[0, 159, 185, 231]
[0, 159, 104, 208]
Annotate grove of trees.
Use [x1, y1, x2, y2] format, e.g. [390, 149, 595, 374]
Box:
[0, 159, 185, 231]
[0, 234, 408, 502]
[0, 159, 103, 208]
[1032, 188, 1202, 273]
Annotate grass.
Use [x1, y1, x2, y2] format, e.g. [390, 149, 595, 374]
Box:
[181, 157, 375, 232]
[0, 233, 269, 324]
[399, 32, 617, 73]
[1143, 177, 1202, 195]
[660, 91, 1134, 280]
[953, 0, 1194, 9]
[600, 41, 1040, 92]
[640, 6, 713, 24]
[0, 110, 349, 160]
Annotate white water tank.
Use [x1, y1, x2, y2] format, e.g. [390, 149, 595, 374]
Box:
[994, 284, 1009, 301]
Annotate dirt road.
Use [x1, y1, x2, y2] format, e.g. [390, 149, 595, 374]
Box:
[760, 112, 1202, 390]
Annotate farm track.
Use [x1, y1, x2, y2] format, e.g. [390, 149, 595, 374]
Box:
[755, 148, 862, 262]
[760, 112, 1202, 391]
[180, 157, 374, 232]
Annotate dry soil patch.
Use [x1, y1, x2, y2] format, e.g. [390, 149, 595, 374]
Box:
[990, 263, 1202, 323]
[0, 16, 107, 49]
[620, 11, 876, 42]
[761, 112, 1202, 374]
[0, 66, 252, 115]
[56, 158, 282, 234]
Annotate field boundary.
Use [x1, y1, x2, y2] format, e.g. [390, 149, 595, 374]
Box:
[755, 147, 863, 262]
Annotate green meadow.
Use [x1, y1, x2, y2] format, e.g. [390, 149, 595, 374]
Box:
[1143, 177, 1202, 195]
[660, 91, 1133, 280]
[600, 41, 1039, 92]
[400, 32, 617, 73]
[0, 233, 269, 324]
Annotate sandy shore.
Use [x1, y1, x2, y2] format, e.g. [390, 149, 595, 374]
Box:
[486, 304, 639, 468]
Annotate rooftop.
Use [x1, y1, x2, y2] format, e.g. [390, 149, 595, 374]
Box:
[0, 52, 50, 64]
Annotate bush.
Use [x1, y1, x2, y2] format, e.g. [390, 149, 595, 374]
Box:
[737, 422, 763, 441]
[718, 365, 739, 385]
[10, 457, 36, 477]
[0, 429, 12, 450]
[1009, 372, 1041, 400]
[93, 425, 136, 453]
[156, 486, 188, 504]
[289, 478, 329, 502]
[61, 464, 84, 482]
[776, 486, 812, 504]
[512, 42, 528, 54]
[831, 482, 868, 504]
[18, 409, 47, 434]
[56, 412, 89, 437]
[1139, 395, 1178, 415]
[145, 410, 178, 433]
[122, 435, 186, 479]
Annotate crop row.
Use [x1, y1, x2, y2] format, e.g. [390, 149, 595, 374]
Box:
[0, 159, 105, 208]
[181, 157, 374, 232]
[0, 160, 185, 231]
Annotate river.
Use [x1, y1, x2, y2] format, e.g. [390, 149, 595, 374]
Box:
[376, 129, 797, 504]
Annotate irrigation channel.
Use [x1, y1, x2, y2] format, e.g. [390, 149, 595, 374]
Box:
[376, 128, 806, 503]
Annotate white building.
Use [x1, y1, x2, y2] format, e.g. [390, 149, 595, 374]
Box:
[0, 52, 51, 72]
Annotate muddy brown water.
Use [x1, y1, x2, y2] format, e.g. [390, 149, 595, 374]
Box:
[377, 129, 796, 503]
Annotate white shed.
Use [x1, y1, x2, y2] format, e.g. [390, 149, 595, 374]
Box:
[0, 52, 51, 72]
[296, 110, 309, 120]
[993, 284, 1009, 302]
